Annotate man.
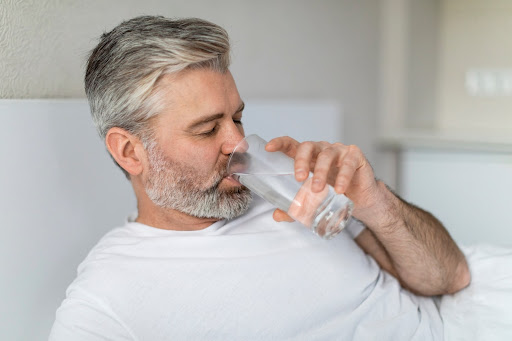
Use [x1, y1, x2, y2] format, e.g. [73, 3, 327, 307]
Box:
[50, 16, 470, 340]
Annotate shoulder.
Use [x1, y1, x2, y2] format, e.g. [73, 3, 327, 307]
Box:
[52, 224, 145, 339]
[76, 225, 136, 269]
[50, 288, 135, 341]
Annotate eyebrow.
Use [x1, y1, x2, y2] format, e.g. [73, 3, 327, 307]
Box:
[187, 102, 245, 130]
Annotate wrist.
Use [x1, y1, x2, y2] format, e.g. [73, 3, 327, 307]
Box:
[352, 180, 402, 232]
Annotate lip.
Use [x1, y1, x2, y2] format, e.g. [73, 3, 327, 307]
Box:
[223, 175, 242, 186]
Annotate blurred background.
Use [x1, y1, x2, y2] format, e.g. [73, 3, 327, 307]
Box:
[1, 0, 512, 339]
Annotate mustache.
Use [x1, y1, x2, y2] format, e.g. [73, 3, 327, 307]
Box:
[217, 160, 229, 177]
[211, 160, 230, 187]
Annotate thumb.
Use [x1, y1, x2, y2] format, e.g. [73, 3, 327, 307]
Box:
[273, 209, 295, 223]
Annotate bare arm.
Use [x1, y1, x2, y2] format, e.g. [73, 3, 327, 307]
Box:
[354, 182, 470, 295]
[354, 228, 399, 279]
[266, 137, 470, 296]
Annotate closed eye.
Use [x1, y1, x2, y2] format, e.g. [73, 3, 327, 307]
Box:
[198, 118, 242, 137]
[199, 124, 219, 137]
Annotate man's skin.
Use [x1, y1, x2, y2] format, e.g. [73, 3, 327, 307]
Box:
[105, 67, 471, 297]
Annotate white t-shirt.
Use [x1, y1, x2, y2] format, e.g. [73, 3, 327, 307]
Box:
[50, 196, 443, 340]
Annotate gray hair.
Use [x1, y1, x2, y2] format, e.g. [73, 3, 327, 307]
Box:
[85, 15, 231, 175]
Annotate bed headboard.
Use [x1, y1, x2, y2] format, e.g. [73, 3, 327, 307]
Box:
[0, 100, 136, 339]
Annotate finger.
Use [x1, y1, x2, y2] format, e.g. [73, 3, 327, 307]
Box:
[334, 146, 361, 194]
[265, 136, 299, 157]
[273, 209, 295, 222]
[292, 141, 318, 182]
[311, 147, 339, 192]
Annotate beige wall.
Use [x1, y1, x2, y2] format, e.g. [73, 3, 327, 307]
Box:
[0, 0, 380, 161]
[437, 0, 512, 136]
[407, 0, 440, 130]
[380, 0, 512, 136]
[378, 0, 441, 133]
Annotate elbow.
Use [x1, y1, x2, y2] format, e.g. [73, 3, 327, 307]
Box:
[446, 259, 471, 294]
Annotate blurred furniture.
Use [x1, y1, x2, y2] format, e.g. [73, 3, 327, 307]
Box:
[380, 132, 512, 247]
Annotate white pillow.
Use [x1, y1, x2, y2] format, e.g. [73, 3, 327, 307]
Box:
[440, 244, 512, 340]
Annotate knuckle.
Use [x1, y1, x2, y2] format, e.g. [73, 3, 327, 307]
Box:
[284, 136, 297, 144]
[317, 149, 333, 159]
[342, 157, 357, 168]
[336, 172, 347, 180]
[347, 144, 361, 154]
[313, 168, 329, 176]
[294, 156, 309, 164]
[301, 141, 314, 148]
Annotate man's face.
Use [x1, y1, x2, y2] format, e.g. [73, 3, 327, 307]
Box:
[142, 68, 251, 219]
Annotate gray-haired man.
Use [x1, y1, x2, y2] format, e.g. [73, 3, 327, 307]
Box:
[50, 16, 469, 340]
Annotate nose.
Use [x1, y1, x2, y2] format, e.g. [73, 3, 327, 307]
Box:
[221, 121, 245, 155]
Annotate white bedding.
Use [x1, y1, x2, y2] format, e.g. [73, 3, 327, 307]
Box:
[439, 244, 512, 340]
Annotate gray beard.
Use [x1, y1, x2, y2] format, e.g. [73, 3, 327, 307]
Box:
[143, 141, 252, 220]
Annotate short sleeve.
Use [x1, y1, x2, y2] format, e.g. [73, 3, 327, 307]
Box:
[49, 293, 135, 341]
[343, 218, 366, 239]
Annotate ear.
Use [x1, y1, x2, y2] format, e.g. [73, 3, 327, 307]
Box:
[105, 127, 145, 176]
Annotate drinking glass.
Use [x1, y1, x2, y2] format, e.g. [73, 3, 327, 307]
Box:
[227, 134, 353, 239]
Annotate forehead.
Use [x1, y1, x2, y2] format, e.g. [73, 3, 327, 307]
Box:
[154, 68, 242, 126]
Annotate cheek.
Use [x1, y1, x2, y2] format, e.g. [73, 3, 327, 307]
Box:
[186, 145, 221, 170]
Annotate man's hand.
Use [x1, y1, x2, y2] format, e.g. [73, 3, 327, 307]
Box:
[265, 136, 379, 222]
[265, 136, 470, 296]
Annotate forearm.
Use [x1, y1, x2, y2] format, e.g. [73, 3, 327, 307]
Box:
[354, 181, 470, 296]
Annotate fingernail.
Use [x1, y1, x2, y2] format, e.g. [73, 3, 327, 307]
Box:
[313, 178, 322, 190]
[296, 169, 306, 178]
